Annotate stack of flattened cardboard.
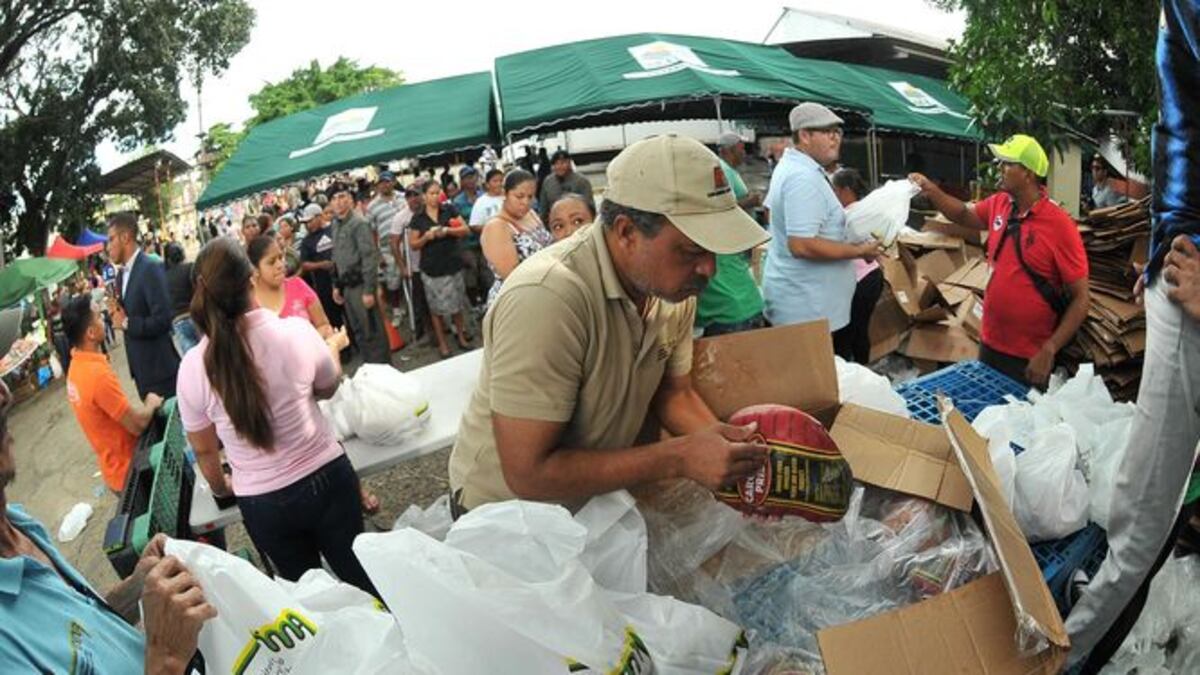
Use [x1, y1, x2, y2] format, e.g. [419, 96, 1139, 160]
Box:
[1065, 198, 1151, 399]
[691, 323, 1069, 674]
[868, 218, 987, 370]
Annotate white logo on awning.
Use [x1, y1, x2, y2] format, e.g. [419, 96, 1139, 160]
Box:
[289, 107, 385, 159]
[888, 82, 970, 119]
[622, 41, 740, 80]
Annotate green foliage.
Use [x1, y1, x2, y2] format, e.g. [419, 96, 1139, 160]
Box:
[0, 0, 254, 257]
[247, 57, 404, 128]
[201, 122, 247, 175]
[936, 0, 1159, 174]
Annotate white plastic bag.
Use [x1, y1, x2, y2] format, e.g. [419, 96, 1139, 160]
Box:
[318, 383, 357, 442]
[391, 494, 453, 541]
[57, 502, 93, 542]
[1087, 416, 1134, 529]
[844, 179, 920, 246]
[1013, 424, 1089, 541]
[354, 495, 746, 674]
[164, 539, 430, 675]
[346, 364, 431, 445]
[835, 356, 911, 418]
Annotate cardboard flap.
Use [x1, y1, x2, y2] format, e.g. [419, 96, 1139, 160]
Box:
[898, 229, 966, 251]
[942, 258, 991, 293]
[692, 321, 839, 422]
[829, 404, 972, 511]
[818, 573, 1067, 675]
[915, 249, 959, 285]
[941, 404, 1069, 650]
[903, 325, 980, 363]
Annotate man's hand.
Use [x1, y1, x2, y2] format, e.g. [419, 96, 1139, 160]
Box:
[1164, 234, 1200, 321]
[1025, 343, 1056, 388]
[1132, 262, 1147, 304]
[362, 293, 376, 309]
[142, 556, 217, 675]
[332, 288, 343, 305]
[908, 172, 936, 195]
[325, 327, 350, 352]
[110, 303, 127, 330]
[856, 239, 885, 262]
[680, 422, 769, 491]
[145, 393, 164, 411]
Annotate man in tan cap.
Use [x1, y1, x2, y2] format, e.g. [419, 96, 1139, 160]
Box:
[448, 135, 771, 513]
[910, 133, 1089, 387]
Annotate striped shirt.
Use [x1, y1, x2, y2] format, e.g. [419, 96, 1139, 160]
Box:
[1150, 1, 1200, 281]
[366, 195, 402, 253]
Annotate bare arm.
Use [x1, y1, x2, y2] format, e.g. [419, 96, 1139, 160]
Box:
[492, 414, 766, 502]
[788, 236, 879, 261]
[389, 233, 407, 277]
[652, 374, 719, 436]
[307, 298, 333, 339]
[118, 393, 163, 437]
[188, 425, 231, 498]
[1025, 278, 1090, 386]
[481, 219, 520, 279]
[909, 173, 985, 230]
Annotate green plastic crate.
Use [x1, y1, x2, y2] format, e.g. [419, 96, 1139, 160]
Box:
[132, 399, 189, 553]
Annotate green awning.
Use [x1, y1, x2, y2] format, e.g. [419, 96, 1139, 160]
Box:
[197, 72, 499, 208]
[494, 33, 979, 142]
[0, 258, 78, 308]
[495, 34, 868, 137]
[776, 57, 982, 141]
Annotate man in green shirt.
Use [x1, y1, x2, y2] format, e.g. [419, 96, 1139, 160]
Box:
[697, 133, 766, 336]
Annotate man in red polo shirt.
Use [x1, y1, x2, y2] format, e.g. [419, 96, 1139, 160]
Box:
[910, 134, 1090, 387]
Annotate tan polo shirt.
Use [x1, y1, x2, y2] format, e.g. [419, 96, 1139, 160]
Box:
[449, 223, 696, 509]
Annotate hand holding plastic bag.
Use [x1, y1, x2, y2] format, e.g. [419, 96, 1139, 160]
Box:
[163, 539, 430, 675]
[844, 179, 920, 246]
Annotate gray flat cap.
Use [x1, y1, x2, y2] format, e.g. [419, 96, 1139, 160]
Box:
[789, 102, 844, 131]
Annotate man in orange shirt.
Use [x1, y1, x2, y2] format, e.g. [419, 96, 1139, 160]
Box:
[62, 296, 163, 493]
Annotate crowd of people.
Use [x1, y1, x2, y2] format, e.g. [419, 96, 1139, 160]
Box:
[5, 13, 1200, 670]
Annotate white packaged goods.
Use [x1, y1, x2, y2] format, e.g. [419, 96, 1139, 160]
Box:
[836, 356, 911, 419]
[355, 492, 747, 674]
[844, 179, 919, 246]
[1012, 424, 1090, 542]
[318, 364, 430, 444]
[164, 539, 431, 675]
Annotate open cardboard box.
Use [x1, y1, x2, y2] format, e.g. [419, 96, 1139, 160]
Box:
[692, 322, 1068, 674]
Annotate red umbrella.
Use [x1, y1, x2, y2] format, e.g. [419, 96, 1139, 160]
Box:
[47, 236, 103, 260]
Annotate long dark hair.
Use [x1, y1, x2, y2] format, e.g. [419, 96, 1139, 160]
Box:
[190, 238, 274, 450]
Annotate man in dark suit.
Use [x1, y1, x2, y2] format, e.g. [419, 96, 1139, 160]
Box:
[105, 212, 179, 398]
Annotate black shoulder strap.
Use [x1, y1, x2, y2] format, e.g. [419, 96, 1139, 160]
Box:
[994, 200, 1071, 315]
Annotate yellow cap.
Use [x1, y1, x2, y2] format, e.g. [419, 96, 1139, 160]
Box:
[988, 134, 1050, 177]
[605, 135, 770, 255]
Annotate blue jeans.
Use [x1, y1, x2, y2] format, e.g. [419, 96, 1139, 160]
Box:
[171, 316, 200, 357]
[236, 454, 376, 596]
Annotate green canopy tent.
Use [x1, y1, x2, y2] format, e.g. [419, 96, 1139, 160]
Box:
[197, 71, 500, 209]
[494, 33, 871, 139]
[0, 258, 78, 309]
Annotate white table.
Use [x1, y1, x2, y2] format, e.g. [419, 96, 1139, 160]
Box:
[188, 349, 483, 534]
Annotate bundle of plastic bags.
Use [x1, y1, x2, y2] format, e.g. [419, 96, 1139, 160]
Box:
[1104, 554, 1200, 674]
[640, 481, 995, 674]
[163, 539, 432, 674]
[970, 364, 1136, 533]
[355, 491, 746, 674]
[319, 364, 431, 444]
[835, 356, 911, 419]
[844, 179, 920, 246]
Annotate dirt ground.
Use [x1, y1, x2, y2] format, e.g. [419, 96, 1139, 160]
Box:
[6, 319, 466, 591]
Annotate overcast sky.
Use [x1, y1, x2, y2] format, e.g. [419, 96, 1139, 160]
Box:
[95, 0, 964, 172]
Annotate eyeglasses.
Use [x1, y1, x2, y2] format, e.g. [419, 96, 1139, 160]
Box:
[812, 127, 844, 138]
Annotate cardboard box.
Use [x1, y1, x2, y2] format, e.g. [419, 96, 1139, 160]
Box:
[691, 324, 1068, 674]
[942, 257, 992, 294]
[868, 289, 911, 363]
[915, 250, 959, 286]
[923, 215, 989, 246]
[903, 324, 980, 363]
[898, 228, 967, 251]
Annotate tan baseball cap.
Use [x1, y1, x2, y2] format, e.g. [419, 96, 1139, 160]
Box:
[605, 135, 770, 255]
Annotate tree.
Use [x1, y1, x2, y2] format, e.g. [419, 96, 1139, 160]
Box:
[247, 57, 404, 128]
[201, 122, 247, 175]
[934, 0, 1159, 173]
[0, 0, 254, 257]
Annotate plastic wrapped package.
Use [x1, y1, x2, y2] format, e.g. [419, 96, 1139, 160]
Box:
[344, 364, 431, 445]
[1013, 423, 1089, 542]
[641, 485, 997, 674]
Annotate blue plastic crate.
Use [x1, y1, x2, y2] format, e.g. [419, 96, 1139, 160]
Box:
[893, 361, 1109, 613]
[895, 360, 1032, 423]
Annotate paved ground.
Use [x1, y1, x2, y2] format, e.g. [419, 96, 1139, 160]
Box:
[6, 323, 463, 591]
